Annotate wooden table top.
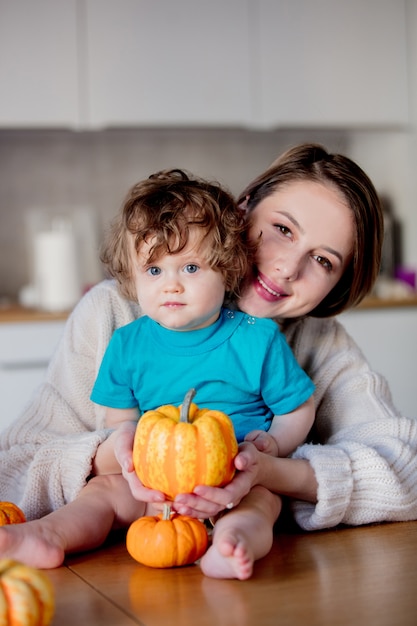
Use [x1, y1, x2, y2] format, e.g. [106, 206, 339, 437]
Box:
[44, 520, 417, 626]
[1, 293, 417, 324]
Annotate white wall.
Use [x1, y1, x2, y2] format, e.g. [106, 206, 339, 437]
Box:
[0, 128, 348, 299]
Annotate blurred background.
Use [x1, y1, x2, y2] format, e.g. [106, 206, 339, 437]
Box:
[0, 0, 416, 422]
[1, 0, 417, 298]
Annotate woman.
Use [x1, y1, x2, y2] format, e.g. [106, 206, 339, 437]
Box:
[1, 143, 416, 537]
[170, 143, 417, 531]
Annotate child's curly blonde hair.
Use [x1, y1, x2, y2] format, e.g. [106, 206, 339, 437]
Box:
[101, 169, 256, 302]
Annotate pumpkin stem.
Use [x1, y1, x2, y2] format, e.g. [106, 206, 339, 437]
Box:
[162, 503, 172, 520]
[179, 388, 196, 423]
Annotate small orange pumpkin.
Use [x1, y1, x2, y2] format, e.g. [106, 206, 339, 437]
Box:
[126, 504, 208, 568]
[0, 559, 55, 626]
[0, 502, 26, 525]
[133, 388, 238, 500]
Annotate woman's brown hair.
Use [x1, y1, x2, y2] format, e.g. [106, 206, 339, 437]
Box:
[238, 143, 384, 317]
[101, 169, 255, 302]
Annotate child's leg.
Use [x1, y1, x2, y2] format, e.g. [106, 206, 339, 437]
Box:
[200, 485, 281, 580]
[0, 474, 146, 569]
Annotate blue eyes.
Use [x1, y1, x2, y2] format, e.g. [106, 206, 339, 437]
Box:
[147, 267, 161, 276]
[146, 264, 199, 276]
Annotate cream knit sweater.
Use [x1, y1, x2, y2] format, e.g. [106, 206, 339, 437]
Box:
[1, 280, 416, 529]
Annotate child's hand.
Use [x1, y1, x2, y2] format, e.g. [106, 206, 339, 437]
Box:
[244, 430, 279, 457]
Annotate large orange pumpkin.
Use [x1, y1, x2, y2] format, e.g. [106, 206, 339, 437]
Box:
[0, 559, 55, 626]
[0, 502, 26, 525]
[133, 388, 238, 500]
[126, 504, 208, 568]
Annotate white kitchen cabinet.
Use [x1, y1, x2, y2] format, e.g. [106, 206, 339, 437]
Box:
[84, 0, 409, 129]
[0, 0, 409, 129]
[83, 0, 252, 128]
[0, 320, 65, 431]
[0, 0, 79, 128]
[339, 306, 416, 418]
[255, 0, 409, 128]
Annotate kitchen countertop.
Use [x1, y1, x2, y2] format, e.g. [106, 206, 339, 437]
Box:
[0, 304, 70, 323]
[356, 294, 417, 309]
[1, 294, 417, 324]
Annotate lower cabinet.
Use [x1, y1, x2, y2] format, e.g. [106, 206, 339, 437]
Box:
[0, 320, 66, 431]
[340, 306, 416, 418]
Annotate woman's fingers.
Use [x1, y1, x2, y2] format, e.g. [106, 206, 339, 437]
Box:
[173, 484, 233, 517]
[173, 492, 226, 518]
[173, 446, 260, 517]
[111, 424, 166, 504]
[123, 467, 165, 504]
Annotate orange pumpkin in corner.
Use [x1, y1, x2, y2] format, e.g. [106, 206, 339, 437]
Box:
[132, 388, 238, 500]
[0, 502, 26, 525]
[0, 559, 55, 626]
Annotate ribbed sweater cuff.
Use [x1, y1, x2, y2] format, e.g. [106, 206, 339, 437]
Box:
[59, 429, 112, 503]
[291, 444, 353, 530]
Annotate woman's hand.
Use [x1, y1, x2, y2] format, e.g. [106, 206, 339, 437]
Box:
[113, 421, 166, 505]
[112, 420, 135, 473]
[173, 441, 263, 518]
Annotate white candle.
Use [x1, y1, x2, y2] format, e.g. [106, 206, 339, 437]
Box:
[34, 228, 81, 312]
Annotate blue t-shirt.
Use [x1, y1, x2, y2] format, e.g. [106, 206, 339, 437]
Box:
[90, 308, 314, 442]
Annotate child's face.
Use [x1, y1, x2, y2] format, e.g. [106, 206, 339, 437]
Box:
[131, 227, 226, 331]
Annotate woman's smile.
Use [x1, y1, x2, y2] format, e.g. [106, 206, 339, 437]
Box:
[255, 272, 289, 302]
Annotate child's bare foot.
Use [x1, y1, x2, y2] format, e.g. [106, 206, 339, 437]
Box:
[0, 521, 65, 569]
[200, 530, 254, 580]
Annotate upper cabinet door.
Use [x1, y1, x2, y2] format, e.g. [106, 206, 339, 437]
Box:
[255, 0, 409, 128]
[84, 0, 252, 128]
[0, 0, 79, 128]
[0, 0, 410, 129]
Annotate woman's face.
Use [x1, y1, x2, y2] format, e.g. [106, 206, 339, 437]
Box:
[239, 180, 355, 320]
